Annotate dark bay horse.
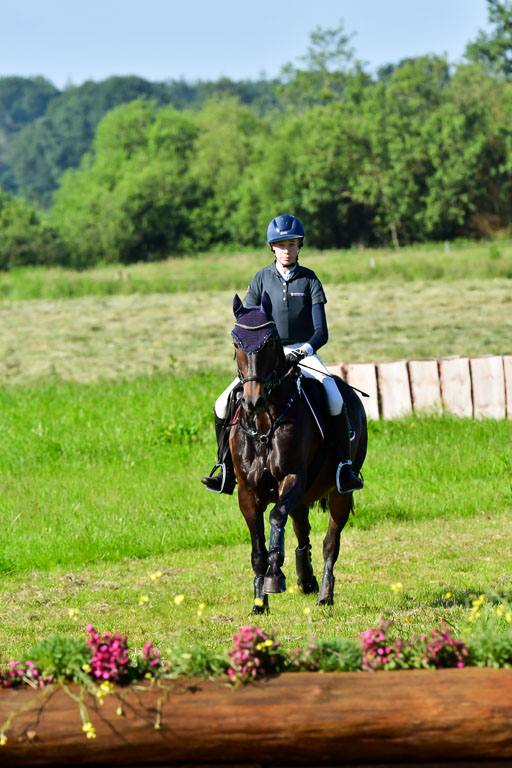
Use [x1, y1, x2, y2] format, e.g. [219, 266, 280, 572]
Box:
[230, 292, 367, 613]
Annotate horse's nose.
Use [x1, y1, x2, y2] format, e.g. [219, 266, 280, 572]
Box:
[242, 393, 267, 414]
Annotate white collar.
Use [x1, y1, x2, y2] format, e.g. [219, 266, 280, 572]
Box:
[275, 261, 297, 281]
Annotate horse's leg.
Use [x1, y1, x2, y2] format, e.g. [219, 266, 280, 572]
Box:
[264, 476, 304, 594]
[318, 491, 352, 606]
[290, 503, 319, 594]
[238, 485, 269, 614]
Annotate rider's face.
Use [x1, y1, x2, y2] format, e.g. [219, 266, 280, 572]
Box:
[272, 239, 300, 269]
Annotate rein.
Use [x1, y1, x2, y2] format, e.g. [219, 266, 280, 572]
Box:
[234, 378, 300, 446]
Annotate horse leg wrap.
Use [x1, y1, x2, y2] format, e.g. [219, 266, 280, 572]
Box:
[268, 525, 285, 557]
[317, 565, 335, 606]
[295, 544, 319, 594]
[264, 525, 286, 594]
[252, 576, 269, 615]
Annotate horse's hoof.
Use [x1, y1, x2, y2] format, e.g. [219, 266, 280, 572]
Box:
[317, 595, 334, 606]
[263, 573, 286, 594]
[298, 575, 319, 594]
[251, 602, 270, 615]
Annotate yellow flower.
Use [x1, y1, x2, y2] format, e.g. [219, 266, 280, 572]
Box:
[506, 612, 512, 623]
[303, 607, 311, 615]
[197, 602, 206, 617]
[445, 592, 452, 599]
[68, 608, 80, 620]
[116, 706, 123, 717]
[181, 653, 192, 660]
[82, 664, 91, 673]
[82, 722, 96, 739]
[253, 597, 264, 607]
[99, 681, 114, 696]
[173, 594, 185, 605]
[150, 571, 162, 581]
[410, 423, 415, 428]
[0, 734, 7, 746]
[287, 585, 298, 594]
[496, 605, 504, 617]
[138, 594, 149, 606]
[391, 582, 403, 593]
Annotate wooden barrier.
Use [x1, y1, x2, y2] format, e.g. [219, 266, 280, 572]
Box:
[2, 670, 512, 766]
[471, 356, 506, 419]
[377, 360, 412, 420]
[331, 355, 512, 420]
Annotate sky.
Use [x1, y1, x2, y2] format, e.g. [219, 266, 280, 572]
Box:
[1, 0, 492, 89]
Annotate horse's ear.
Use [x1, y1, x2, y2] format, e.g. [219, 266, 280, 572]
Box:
[233, 294, 244, 319]
[261, 291, 273, 319]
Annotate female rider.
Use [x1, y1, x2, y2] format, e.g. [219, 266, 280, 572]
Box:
[201, 214, 363, 496]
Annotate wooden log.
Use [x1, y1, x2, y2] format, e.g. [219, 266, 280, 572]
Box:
[439, 357, 473, 417]
[470, 356, 506, 419]
[407, 359, 442, 414]
[3, 670, 512, 767]
[377, 360, 412, 419]
[343, 362, 380, 420]
[504, 355, 512, 419]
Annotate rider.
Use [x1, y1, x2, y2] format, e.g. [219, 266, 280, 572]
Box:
[201, 214, 364, 496]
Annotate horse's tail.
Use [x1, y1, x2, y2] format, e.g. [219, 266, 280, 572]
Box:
[315, 493, 354, 515]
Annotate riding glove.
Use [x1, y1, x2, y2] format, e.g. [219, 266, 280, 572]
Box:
[285, 348, 308, 366]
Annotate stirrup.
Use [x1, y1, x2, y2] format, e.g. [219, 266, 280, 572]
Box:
[335, 460, 364, 494]
[202, 462, 227, 494]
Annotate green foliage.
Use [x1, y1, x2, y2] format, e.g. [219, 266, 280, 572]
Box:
[290, 637, 363, 671]
[0, 190, 65, 269]
[5, 7, 512, 262]
[165, 647, 231, 679]
[465, 0, 512, 77]
[25, 636, 91, 681]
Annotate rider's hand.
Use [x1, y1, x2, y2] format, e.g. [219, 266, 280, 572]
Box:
[285, 348, 307, 366]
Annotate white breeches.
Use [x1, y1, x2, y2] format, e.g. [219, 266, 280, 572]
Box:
[215, 343, 343, 419]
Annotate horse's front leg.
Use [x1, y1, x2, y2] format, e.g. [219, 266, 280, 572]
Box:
[318, 491, 352, 605]
[237, 484, 269, 614]
[264, 475, 303, 594]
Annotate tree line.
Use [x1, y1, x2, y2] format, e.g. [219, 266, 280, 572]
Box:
[1, 0, 512, 269]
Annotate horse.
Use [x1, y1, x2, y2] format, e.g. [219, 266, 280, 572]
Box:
[229, 291, 367, 613]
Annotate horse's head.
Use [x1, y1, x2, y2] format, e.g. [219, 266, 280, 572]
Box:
[231, 292, 285, 415]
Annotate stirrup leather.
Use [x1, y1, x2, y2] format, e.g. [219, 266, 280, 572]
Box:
[204, 462, 227, 494]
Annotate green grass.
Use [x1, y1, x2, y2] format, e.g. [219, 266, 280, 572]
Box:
[0, 370, 510, 663]
[0, 239, 511, 302]
[0, 247, 511, 662]
[2, 512, 511, 660]
[1, 279, 511, 386]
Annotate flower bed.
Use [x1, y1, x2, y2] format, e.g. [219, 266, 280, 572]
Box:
[2, 612, 512, 766]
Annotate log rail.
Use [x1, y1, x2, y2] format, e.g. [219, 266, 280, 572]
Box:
[2, 668, 512, 766]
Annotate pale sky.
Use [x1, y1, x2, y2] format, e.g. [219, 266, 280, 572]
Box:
[1, 0, 492, 89]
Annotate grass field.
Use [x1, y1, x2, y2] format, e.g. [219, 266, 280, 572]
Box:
[0, 243, 511, 661]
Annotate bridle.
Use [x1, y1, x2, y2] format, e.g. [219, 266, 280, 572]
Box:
[233, 323, 301, 445]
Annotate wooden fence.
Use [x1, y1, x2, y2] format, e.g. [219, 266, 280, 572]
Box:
[2, 670, 512, 766]
[327, 354, 512, 420]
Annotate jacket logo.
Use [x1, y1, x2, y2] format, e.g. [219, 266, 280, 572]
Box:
[290, 292, 305, 296]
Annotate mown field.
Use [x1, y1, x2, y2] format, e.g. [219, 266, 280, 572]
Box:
[1, 242, 511, 660]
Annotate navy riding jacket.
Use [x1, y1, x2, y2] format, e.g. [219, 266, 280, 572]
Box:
[245, 262, 328, 352]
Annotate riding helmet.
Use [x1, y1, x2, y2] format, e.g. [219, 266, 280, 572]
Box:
[267, 214, 305, 244]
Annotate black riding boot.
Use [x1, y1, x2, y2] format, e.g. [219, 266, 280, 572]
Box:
[332, 407, 364, 494]
[201, 415, 236, 495]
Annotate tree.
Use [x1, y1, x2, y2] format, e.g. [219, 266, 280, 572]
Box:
[0, 190, 65, 269]
[465, 0, 512, 77]
[51, 100, 200, 265]
[277, 20, 362, 110]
